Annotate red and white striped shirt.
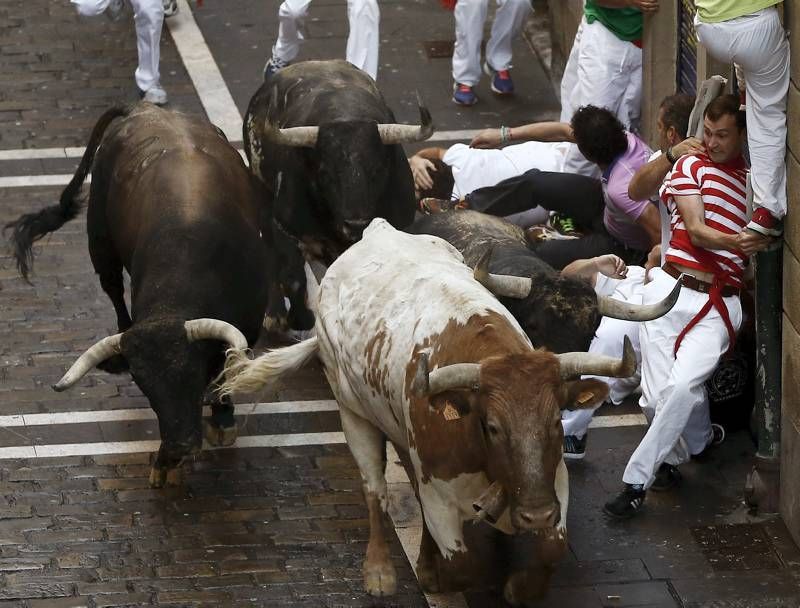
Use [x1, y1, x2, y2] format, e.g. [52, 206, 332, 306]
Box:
[659, 153, 748, 288]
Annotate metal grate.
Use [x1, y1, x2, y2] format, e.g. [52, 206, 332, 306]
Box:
[422, 40, 455, 59]
[691, 524, 784, 571]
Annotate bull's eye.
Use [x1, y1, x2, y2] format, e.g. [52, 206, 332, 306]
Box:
[486, 422, 500, 437]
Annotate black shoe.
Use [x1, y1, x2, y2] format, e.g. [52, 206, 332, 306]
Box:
[650, 463, 682, 492]
[603, 484, 646, 519]
[563, 434, 587, 460]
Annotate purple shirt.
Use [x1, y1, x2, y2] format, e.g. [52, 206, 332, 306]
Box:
[602, 132, 654, 252]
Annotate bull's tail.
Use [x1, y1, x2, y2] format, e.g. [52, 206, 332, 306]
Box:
[5, 105, 131, 279]
[219, 336, 320, 396]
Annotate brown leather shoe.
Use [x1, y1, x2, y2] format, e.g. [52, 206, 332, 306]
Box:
[419, 197, 468, 214]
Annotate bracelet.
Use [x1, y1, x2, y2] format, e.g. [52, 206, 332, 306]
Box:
[500, 125, 510, 144]
[666, 146, 677, 164]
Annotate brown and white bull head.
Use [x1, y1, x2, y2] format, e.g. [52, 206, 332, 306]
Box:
[413, 338, 634, 532]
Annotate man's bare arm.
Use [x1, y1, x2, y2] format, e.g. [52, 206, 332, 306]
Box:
[593, 0, 659, 11]
[628, 138, 704, 201]
[413, 147, 446, 161]
[674, 194, 739, 251]
[470, 122, 575, 149]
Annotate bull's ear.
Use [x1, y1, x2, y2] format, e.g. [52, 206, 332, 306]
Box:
[560, 379, 609, 411]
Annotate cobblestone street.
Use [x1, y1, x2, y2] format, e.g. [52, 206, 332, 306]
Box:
[2, 1, 800, 607]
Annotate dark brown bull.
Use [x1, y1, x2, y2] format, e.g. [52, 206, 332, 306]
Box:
[5, 103, 271, 486]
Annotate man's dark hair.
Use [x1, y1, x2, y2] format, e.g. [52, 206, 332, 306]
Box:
[417, 158, 455, 201]
[704, 94, 746, 131]
[570, 105, 628, 166]
[659, 94, 694, 138]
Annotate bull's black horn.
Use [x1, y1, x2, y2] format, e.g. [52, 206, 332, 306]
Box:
[53, 333, 123, 392]
[556, 335, 636, 380]
[597, 279, 681, 321]
[473, 248, 532, 299]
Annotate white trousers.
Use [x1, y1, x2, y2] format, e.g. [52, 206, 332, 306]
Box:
[452, 0, 532, 86]
[272, 0, 380, 80]
[622, 268, 742, 488]
[695, 8, 789, 219]
[72, 0, 163, 92]
[559, 17, 643, 177]
[561, 267, 645, 439]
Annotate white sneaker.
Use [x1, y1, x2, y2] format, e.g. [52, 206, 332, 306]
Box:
[163, 0, 178, 17]
[105, 0, 126, 21]
[142, 85, 168, 106]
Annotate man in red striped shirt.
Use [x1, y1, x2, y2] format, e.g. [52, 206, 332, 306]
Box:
[604, 95, 774, 519]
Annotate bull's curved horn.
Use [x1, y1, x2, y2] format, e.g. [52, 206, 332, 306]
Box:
[184, 319, 248, 351]
[413, 353, 481, 395]
[53, 334, 123, 392]
[598, 279, 681, 321]
[473, 248, 532, 299]
[376, 91, 434, 145]
[556, 335, 636, 380]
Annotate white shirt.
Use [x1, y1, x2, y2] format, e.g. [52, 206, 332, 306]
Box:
[443, 141, 569, 199]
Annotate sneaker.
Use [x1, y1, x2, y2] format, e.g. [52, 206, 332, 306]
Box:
[453, 83, 478, 106]
[563, 434, 587, 460]
[419, 197, 467, 214]
[140, 85, 168, 106]
[650, 463, 682, 492]
[692, 424, 726, 461]
[747, 207, 783, 237]
[603, 484, 646, 519]
[549, 212, 582, 238]
[163, 0, 178, 17]
[483, 62, 514, 95]
[105, 0, 126, 21]
[263, 56, 290, 81]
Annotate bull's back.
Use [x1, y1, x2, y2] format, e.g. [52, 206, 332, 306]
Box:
[313, 220, 528, 443]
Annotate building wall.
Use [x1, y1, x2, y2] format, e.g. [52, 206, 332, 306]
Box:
[781, 0, 800, 549]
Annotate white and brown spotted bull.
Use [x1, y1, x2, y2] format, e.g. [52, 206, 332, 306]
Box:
[219, 219, 635, 604]
[5, 103, 271, 487]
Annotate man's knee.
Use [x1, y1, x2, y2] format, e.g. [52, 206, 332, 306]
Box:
[72, 0, 108, 17]
[131, 0, 164, 25]
[279, 0, 311, 21]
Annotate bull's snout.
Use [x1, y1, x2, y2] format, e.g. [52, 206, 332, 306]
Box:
[511, 503, 560, 531]
[342, 219, 370, 241]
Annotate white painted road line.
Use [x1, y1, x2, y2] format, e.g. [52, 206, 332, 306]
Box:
[0, 431, 346, 460]
[0, 175, 84, 188]
[166, 0, 242, 142]
[589, 413, 647, 428]
[0, 399, 339, 428]
[0, 400, 644, 430]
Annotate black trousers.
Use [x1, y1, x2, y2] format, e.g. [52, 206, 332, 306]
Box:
[464, 168, 646, 270]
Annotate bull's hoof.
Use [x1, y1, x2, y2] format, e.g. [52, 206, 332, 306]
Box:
[363, 560, 397, 597]
[203, 419, 238, 447]
[503, 569, 551, 606]
[148, 465, 183, 488]
[415, 560, 439, 593]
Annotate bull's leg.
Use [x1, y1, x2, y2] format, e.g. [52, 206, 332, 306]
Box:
[203, 391, 237, 447]
[149, 447, 185, 488]
[338, 407, 397, 596]
[416, 520, 441, 593]
[91, 245, 131, 373]
[555, 457, 568, 540]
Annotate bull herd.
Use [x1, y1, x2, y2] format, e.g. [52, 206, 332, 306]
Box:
[5, 60, 680, 605]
